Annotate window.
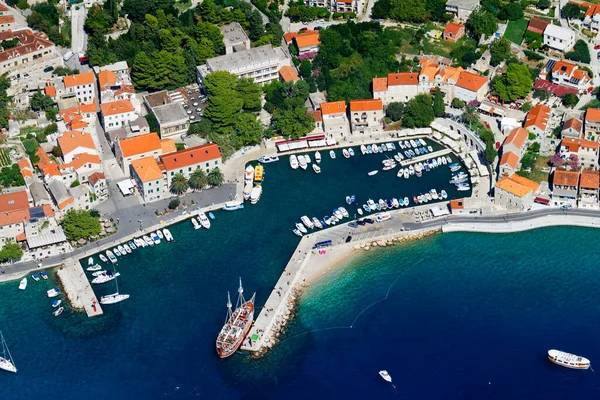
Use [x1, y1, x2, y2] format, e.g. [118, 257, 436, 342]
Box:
[214, 161, 218, 165]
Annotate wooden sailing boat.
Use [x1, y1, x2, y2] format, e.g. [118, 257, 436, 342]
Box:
[215, 278, 255, 359]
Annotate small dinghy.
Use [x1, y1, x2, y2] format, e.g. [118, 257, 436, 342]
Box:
[53, 307, 64, 317]
[52, 300, 61, 308]
[31, 273, 40, 282]
[312, 164, 321, 174]
[87, 264, 102, 272]
[348, 148, 355, 157]
[88, 257, 94, 265]
[343, 149, 350, 158]
[368, 170, 378, 176]
[315, 151, 322, 163]
[329, 150, 336, 159]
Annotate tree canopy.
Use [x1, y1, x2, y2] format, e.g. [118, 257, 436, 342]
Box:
[0, 242, 23, 263]
[489, 37, 511, 67]
[0, 164, 26, 188]
[265, 80, 315, 139]
[402, 94, 435, 128]
[561, 3, 581, 20]
[62, 210, 102, 241]
[466, 8, 498, 41]
[371, 0, 451, 22]
[566, 40, 591, 64]
[30, 91, 55, 112]
[493, 63, 533, 102]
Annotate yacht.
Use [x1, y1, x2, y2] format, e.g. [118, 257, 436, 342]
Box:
[143, 236, 154, 246]
[250, 185, 262, 204]
[348, 148, 355, 157]
[18, 278, 26, 290]
[257, 155, 279, 164]
[360, 145, 367, 155]
[343, 149, 350, 158]
[222, 201, 244, 211]
[289, 154, 299, 169]
[301, 216, 314, 229]
[329, 150, 336, 159]
[91, 270, 107, 277]
[305, 154, 311, 163]
[101, 293, 130, 305]
[312, 164, 321, 174]
[243, 181, 253, 200]
[106, 250, 118, 263]
[548, 350, 590, 369]
[0, 331, 17, 373]
[87, 264, 102, 272]
[298, 155, 307, 170]
[91, 271, 121, 285]
[47, 288, 60, 298]
[163, 228, 173, 242]
[382, 163, 396, 171]
[457, 186, 470, 192]
[315, 151, 322, 163]
[312, 217, 323, 229]
[431, 189, 438, 199]
[295, 223, 307, 234]
[198, 212, 211, 229]
[293, 229, 303, 237]
[134, 238, 146, 248]
[367, 199, 377, 210]
[244, 165, 254, 183]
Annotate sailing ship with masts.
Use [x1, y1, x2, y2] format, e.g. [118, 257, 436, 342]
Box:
[216, 278, 255, 359]
[0, 331, 17, 373]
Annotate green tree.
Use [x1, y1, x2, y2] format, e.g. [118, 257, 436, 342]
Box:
[433, 88, 445, 117]
[0, 242, 23, 262]
[168, 198, 180, 209]
[561, 3, 581, 20]
[189, 168, 208, 191]
[70, 180, 81, 188]
[493, 63, 533, 102]
[402, 94, 434, 128]
[386, 102, 404, 121]
[30, 90, 54, 111]
[562, 93, 579, 108]
[0, 164, 25, 187]
[389, 0, 427, 22]
[537, 0, 550, 9]
[451, 98, 465, 109]
[207, 167, 224, 186]
[51, 145, 62, 158]
[61, 210, 101, 241]
[233, 113, 263, 145]
[236, 78, 262, 111]
[521, 101, 532, 112]
[504, 3, 523, 21]
[462, 106, 480, 126]
[485, 139, 496, 164]
[170, 173, 189, 195]
[372, 0, 391, 18]
[490, 37, 511, 66]
[466, 8, 498, 41]
[566, 40, 590, 64]
[132, 51, 155, 90]
[272, 106, 315, 138]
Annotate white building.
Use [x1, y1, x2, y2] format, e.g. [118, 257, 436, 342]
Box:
[220, 22, 250, 55]
[0, 30, 57, 76]
[372, 73, 419, 105]
[160, 143, 222, 186]
[100, 99, 137, 131]
[57, 130, 98, 164]
[349, 99, 383, 134]
[130, 157, 168, 203]
[320, 101, 350, 137]
[64, 72, 96, 105]
[445, 0, 479, 21]
[543, 25, 576, 53]
[550, 60, 591, 92]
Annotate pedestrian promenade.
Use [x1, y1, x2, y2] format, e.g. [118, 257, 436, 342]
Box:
[57, 259, 103, 317]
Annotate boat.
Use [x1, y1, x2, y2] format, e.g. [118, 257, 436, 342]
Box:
[404, 197, 409, 206]
[198, 212, 211, 229]
[312, 217, 323, 229]
[386, 199, 393, 209]
[257, 155, 279, 164]
[360, 145, 367, 155]
[367, 199, 377, 210]
[52, 299, 61, 308]
[425, 193, 432, 201]
[88, 257, 94, 266]
[86, 264, 102, 272]
[106, 250, 117, 263]
[122, 244, 132, 254]
[376, 212, 391, 222]
[191, 218, 201, 230]
[450, 177, 468, 184]
[457, 186, 470, 192]
[357, 208, 363, 215]
[113, 247, 122, 257]
[413, 196, 418, 203]
[379, 370, 392, 383]
[441, 156, 447, 165]
[40, 271, 48, 280]
[92, 270, 107, 277]
[295, 223, 307, 234]
[437, 156, 443, 166]
[134, 238, 145, 248]
[446, 156, 452, 163]
[394, 154, 401, 162]
[301, 216, 314, 229]
[53, 307, 64, 317]
[99, 254, 108, 263]
[163, 228, 173, 242]
[424, 163, 430, 172]
[100, 278, 130, 305]
[548, 349, 590, 369]
[128, 241, 136, 250]
[346, 196, 352, 205]
[410, 139, 417, 147]
[254, 165, 264, 182]
[431, 189, 438, 199]
[432, 158, 438, 168]
[91, 271, 121, 285]
[151, 233, 160, 245]
[333, 208, 344, 220]
[298, 155, 307, 170]
[392, 198, 399, 208]
[293, 229, 303, 237]
[409, 165, 415, 175]
[289, 155, 299, 170]
[368, 170, 379, 176]
[305, 154, 311, 163]
[339, 207, 349, 218]
[323, 216, 332, 226]
[363, 204, 371, 212]
[47, 288, 59, 298]
[378, 199, 386, 210]
[250, 185, 262, 204]
[31, 273, 40, 282]
[312, 164, 321, 174]
[415, 148, 420, 155]
[315, 151, 321, 163]
[0, 332, 17, 373]
[244, 165, 254, 183]
[348, 148, 355, 157]
[242, 181, 252, 200]
[222, 201, 244, 211]
[216, 278, 255, 359]
[18, 278, 26, 290]
[403, 169, 409, 179]
[329, 150, 336, 159]
[399, 141, 405, 149]
[441, 190, 448, 199]
[428, 145, 433, 152]
[397, 169, 404, 178]
[343, 149, 350, 158]
[382, 163, 396, 171]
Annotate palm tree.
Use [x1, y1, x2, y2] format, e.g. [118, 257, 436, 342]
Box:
[189, 168, 208, 191]
[207, 167, 224, 187]
[170, 173, 189, 195]
[462, 106, 479, 128]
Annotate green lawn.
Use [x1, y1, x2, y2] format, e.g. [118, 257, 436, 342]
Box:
[504, 18, 529, 45]
[522, 155, 550, 183]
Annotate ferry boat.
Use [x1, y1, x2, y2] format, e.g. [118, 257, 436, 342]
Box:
[258, 155, 279, 164]
[548, 349, 590, 369]
[198, 212, 211, 229]
[254, 165, 264, 182]
[216, 278, 255, 359]
[250, 185, 262, 204]
[289, 155, 299, 170]
[0, 331, 17, 373]
[315, 151, 321, 163]
[244, 165, 254, 183]
[222, 201, 244, 211]
[298, 155, 308, 170]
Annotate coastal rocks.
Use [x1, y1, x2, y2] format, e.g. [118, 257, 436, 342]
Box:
[359, 229, 440, 251]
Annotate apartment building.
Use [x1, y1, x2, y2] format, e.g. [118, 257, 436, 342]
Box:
[100, 99, 137, 131]
[63, 72, 96, 104]
[348, 99, 383, 134]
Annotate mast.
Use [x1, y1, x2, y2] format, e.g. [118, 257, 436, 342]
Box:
[224, 291, 232, 324]
[1, 331, 15, 367]
[238, 277, 245, 305]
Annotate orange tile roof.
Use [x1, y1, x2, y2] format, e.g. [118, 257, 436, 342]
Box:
[420, 59, 439, 82]
[580, 170, 600, 189]
[320, 101, 346, 115]
[581, 138, 599, 149]
[495, 174, 539, 198]
[439, 66, 463, 82]
[42, 203, 55, 218]
[387, 72, 419, 86]
[524, 104, 551, 131]
[45, 85, 56, 97]
[64, 71, 95, 88]
[88, 172, 105, 185]
[450, 199, 464, 209]
[160, 143, 221, 171]
[98, 69, 116, 89]
[100, 99, 135, 116]
[118, 132, 161, 158]
[0, 191, 28, 213]
[57, 198, 73, 210]
[456, 71, 488, 92]
[504, 127, 528, 149]
[527, 17, 550, 34]
[114, 85, 135, 96]
[79, 101, 97, 114]
[372, 77, 388, 92]
[17, 158, 32, 178]
[160, 138, 177, 155]
[58, 131, 96, 155]
[0, 4, 9, 11]
[35, 148, 60, 178]
[553, 169, 580, 187]
[585, 108, 600, 122]
[443, 22, 464, 37]
[349, 99, 383, 112]
[500, 151, 519, 169]
[283, 30, 319, 44]
[0, 15, 15, 25]
[0, 209, 28, 227]
[585, 3, 600, 18]
[573, 68, 590, 81]
[131, 157, 164, 183]
[552, 60, 577, 76]
[279, 66, 300, 82]
[59, 153, 101, 171]
[307, 110, 322, 122]
[295, 33, 320, 48]
[15, 231, 26, 242]
[562, 137, 580, 152]
[562, 118, 582, 133]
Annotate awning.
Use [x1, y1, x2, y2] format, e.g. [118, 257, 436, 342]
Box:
[430, 206, 450, 217]
[117, 179, 135, 196]
[534, 197, 550, 205]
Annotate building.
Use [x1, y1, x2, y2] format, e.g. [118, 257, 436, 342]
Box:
[96, 63, 134, 104]
[48, 180, 73, 210]
[283, 30, 319, 45]
[559, 137, 599, 169]
[63, 72, 96, 105]
[159, 143, 222, 187]
[320, 101, 350, 137]
[220, 22, 250, 55]
[130, 157, 167, 203]
[543, 25, 576, 53]
[443, 22, 465, 42]
[115, 132, 162, 173]
[294, 33, 320, 56]
[333, 0, 363, 13]
[88, 172, 107, 201]
[445, 0, 479, 21]
[499, 127, 528, 176]
[579, 169, 600, 208]
[57, 130, 97, 164]
[494, 174, 540, 211]
[454, 71, 489, 103]
[372, 73, 419, 105]
[527, 17, 550, 35]
[151, 103, 189, 139]
[550, 60, 591, 92]
[197, 45, 291, 86]
[562, 118, 583, 139]
[100, 99, 137, 131]
[69, 185, 91, 210]
[0, 30, 56, 76]
[499, 152, 520, 176]
[552, 169, 580, 207]
[279, 65, 300, 83]
[28, 181, 51, 207]
[306, 110, 323, 134]
[584, 108, 600, 141]
[58, 153, 102, 186]
[0, 191, 30, 246]
[349, 99, 383, 134]
[35, 147, 60, 182]
[0, 15, 15, 33]
[18, 158, 33, 182]
[523, 104, 551, 138]
[583, 4, 600, 32]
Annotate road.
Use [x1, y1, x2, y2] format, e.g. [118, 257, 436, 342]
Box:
[71, 4, 87, 54]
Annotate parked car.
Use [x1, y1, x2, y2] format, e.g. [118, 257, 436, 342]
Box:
[348, 222, 358, 228]
[595, 44, 600, 50]
[43, 66, 54, 73]
[63, 51, 74, 61]
[79, 56, 89, 65]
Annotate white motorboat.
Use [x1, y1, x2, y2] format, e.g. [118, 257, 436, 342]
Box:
[367, 199, 377, 210]
[427, 145, 433, 152]
[92, 270, 107, 277]
[31, 273, 40, 282]
[92, 271, 121, 285]
[298, 155, 308, 170]
[163, 228, 173, 242]
[441, 190, 448, 199]
[548, 349, 591, 369]
[52, 299, 61, 308]
[403, 169, 409, 179]
[333, 208, 343, 220]
[349, 148, 355, 156]
[386, 143, 393, 151]
[446, 156, 452, 163]
[151, 233, 161, 245]
[437, 156, 443, 166]
[295, 223, 307, 234]
[410, 139, 417, 147]
[329, 150, 336, 159]
[289, 154, 299, 169]
[404, 196, 409, 206]
[431, 189, 438, 199]
[198, 212, 211, 229]
[243, 181, 253, 200]
[47, 288, 59, 298]
[441, 156, 447, 165]
[382, 164, 396, 171]
[343, 149, 350, 158]
[53, 307, 64, 317]
[312, 217, 323, 229]
[398, 141, 405, 149]
[88, 257, 94, 266]
[113, 248, 121, 257]
[409, 165, 415, 175]
[397, 168, 404, 178]
[368, 170, 378, 176]
[305, 154, 312, 164]
[123, 244, 132, 254]
[339, 207, 349, 218]
[392, 198, 399, 208]
[250, 185, 262, 204]
[244, 165, 254, 183]
[301, 216, 314, 229]
[0, 331, 17, 373]
[425, 193, 432, 201]
[99, 254, 108, 263]
[360, 145, 367, 155]
[357, 208, 363, 215]
[134, 238, 146, 248]
[87, 264, 102, 271]
[191, 218, 201, 230]
[293, 229, 303, 237]
[258, 155, 279, 164]
[315, 151, 322, 163]
[312, 164, 321, 174]
[18, 278, 26, 290]
[457, 186, 470, 191]
[373, 145, 379, 154]
[156, 230, 164, 240]
[106, 250, 118, 263]
[378, 199, 386, 210]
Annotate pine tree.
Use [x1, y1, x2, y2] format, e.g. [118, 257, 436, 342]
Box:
[433, 88, 445, 117]
[132, 51, 155, 90]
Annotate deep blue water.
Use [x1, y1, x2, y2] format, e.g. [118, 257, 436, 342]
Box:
[2, 146, 597, 399]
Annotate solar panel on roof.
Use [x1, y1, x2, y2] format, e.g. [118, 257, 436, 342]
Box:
[29, 206, 45, 220]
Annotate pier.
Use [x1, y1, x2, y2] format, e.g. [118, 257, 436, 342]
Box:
[399, 148, 452, 167]
[57, 259, 103, 317]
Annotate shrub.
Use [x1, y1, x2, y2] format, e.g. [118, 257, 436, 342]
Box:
[168, 198, 180, 210]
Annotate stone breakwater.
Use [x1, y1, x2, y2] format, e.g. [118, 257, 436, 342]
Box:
[354, 229, 440, 251]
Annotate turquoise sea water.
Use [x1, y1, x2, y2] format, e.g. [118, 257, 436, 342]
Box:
[2, 147, 598, 398]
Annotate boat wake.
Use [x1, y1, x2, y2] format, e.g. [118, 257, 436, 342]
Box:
[278, 259, 424, 345]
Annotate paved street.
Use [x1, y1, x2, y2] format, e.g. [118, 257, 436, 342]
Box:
[71, 5, 87, 54]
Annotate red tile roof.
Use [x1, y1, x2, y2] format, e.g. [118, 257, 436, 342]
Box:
[527, 17, 550, 35]
[58, 130, 96, 156]
[443, 22, 464, 38]
[59, 153, 101, 171]
[44, 85, 56, 97]
[131, 157, 163, 183]
[456, 71, 488, 92]
[504, 127, 528, 149]
[64, 72, 95, 88]
[580, 170, 600, 189]
[349, 99, 383, 112]
[524, 104, 551, 131]
[279, 66, 300, 82]
[307, 110, 322, 123]
[88, 172, 105, 186]
[585, 108, 600, 122]
[496, 174, 540, 197]
[283, 30, 319, 44]
[17, 158, 32, 178]
[118, 132, 161, 158]
[372, 77, 388, 92]
[295, 33, 320, 48]
[159, 143, 221, 171]
[0, 31, 53, 63]
[533, 79, 579, 97]
[387, 72, 419, 86]
[320, 101, 346, 115]
[500, 151, 519, 169]
[562, 118, 582, 133]
[0, 191, 28, 213]
[0, 209, 28, 228]
[553, 169, 580, 187]
[100, 99, 135, 116]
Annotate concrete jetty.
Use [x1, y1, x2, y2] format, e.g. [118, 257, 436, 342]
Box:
[57, 259, 103, 317]
[399, 148, 451, 167]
